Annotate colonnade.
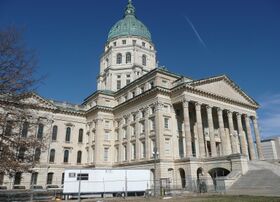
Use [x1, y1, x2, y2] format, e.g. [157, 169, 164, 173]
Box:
[182, 99, 264, 160]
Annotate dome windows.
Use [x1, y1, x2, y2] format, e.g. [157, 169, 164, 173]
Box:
[117, 53, 122, 64]
[126, 52, 131, 63]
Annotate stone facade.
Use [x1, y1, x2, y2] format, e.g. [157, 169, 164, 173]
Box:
[0, 0, 264, 190]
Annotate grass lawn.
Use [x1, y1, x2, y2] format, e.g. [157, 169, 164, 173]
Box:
[84, 195, 280, 202]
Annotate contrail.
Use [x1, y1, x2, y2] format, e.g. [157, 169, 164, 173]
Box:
[184, 15, 207, 48]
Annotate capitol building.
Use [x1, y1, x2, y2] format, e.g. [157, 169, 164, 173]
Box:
[1, 0, 264, 190]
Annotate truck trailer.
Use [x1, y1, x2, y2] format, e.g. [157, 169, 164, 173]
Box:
[63, 169, 151, 197]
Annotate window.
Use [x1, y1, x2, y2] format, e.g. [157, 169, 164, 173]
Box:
[113, 41, 116, 46]
[31, 172, 38, 185]
[21, 122, 29, 137]
[5, 121, 13, 136]
[104, 131, 110, 140]
[151, 106, 155, 114]
[131, 125, 135, 136]
[117, 80, 121, 90]
[140, 86, 144, 93]
[63, 150, 69, 163]
[65, 127, 71, 142]
[164, 117, 169, 129]
[14, 172, 22, 185]
[141, 110, 145, 118]
[126, 79, 130, 85]
[142, 42, 145, 47]
[77, 150, 82, 164]
[133, 40, 136, 45]
[0, 173, 4, 185]
[47, 172, 53, 185]
[150, 81, 154, 88]
[132, 143, 136, 160]
[123, 128, 127, 139]
[122, 40, 126, 45]
[117, 75, 121, 79]
[105, 120, 110, 128]
[104, 148, 109, 161]
[132, 114, 136, 121]
[126, 74, 130, 78]
[77, 173, 88, 180]
[126, 52, 131, 63]
[18, 147, 25, 161]
[141, 142, 146, 158]
[78, 129, 83, 143]
[124, 145, 127, 161]
[61, 173, 65, 185]
[116, 53, 122, 64]
[34, 148, 41, 162]
[49, 149, 55, 163]
[115, 147, 119, 162]
[142, 54, 147, 66]
[165, 138, 171, 155]
[52, 125, 58, 141]
[37, 123, 44, 140]
[132, 91, 135, 97]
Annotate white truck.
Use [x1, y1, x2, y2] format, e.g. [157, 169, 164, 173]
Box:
[63, 169, 151, 197]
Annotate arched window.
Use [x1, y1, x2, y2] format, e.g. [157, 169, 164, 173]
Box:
[5, 121, 13, 136]
[34, 148, 41, 162]
[31, 172, 38, 185]
[116, 53, 122, 64]
[47, 172, 54, 185]
[77, 150, 82, 164]
[37, 123, 44, 140]
[65, 127, 71, 142]
[49, 149, 55, 163]
[52, 125, 58, 141]
[21, 121, 29, 137]
[78, 129, 83, 143]
[126, 52, 131, 63]
[142, 54, 147, 66]
[63, 150, 69, 163]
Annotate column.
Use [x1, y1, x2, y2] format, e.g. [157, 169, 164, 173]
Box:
[227, 111, 237, 154]
[183, 99, 192, 157]
[135, 112, 141, 161]
[245, 115, 256, 160]
[144, 108, 150, 160]
[236, 113, 247, 156]
[155, 102, 164, 159]
[195, 103, 205, 157]
[206, 105, 217, 157]
[252, 116, 264, 160]
[217, 108, 229, 156]
[94, 118, 103, 165]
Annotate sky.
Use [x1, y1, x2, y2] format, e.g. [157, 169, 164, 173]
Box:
[1, 0, 280, 138]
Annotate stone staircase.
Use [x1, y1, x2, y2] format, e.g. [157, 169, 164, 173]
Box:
[227, 161, 280, 196]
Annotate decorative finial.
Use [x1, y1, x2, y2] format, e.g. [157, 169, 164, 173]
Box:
[125, 0, 135, 16]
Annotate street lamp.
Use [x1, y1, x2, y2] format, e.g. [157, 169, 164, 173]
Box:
[152, 146, 159, 197]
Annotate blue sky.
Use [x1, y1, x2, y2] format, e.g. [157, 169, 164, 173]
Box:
[1, 0, 280, 137]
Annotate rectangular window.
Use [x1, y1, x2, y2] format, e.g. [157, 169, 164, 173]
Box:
[117, 80, 121, 90]
[132, 91, 135, 97]
[105, 120, 110, 128]
[150, 81, 154, 88]
[142, 42, 145, 47]
[113, 42, 117, 46]
[104, 131, 110, 140]
[165, 138, 170, 155]
[77, 173, 89, 181]
[126, 74, 130, 78]
[140, 86, 144, 93]
[115, 147, 119, 162]
[141, 142, 146, 158]
[131, 143, 136, 160]
[104, 148, 109, 161]
[123, 128, 127, 139]
[117, 75, 121, 79]
[124, 145, 127, 161]
[126, 79, 130, 85]
[122, 40, 126, 45]
[131, 126, 135, 136]
[164, 117, 169, 129]
[133, 40, 136, 45]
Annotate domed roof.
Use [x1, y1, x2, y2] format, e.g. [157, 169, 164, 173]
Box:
[107, 0, 152, 42]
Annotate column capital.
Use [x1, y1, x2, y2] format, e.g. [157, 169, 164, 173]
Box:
[236, 112, 242, 119]
[206, 105, 213, 112]
[195, 102, 202, 110]
[226, 110, 233, 116]
[217, 107, 224, 113]
[182, 98, 190, 108]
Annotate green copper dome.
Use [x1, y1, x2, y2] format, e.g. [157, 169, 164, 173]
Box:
[107, 0, 152, 42]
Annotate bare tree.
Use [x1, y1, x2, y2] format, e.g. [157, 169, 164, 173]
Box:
[0, 26, 48, 177]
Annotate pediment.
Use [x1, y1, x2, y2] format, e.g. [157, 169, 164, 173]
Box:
[20, 93, 55, 109]
[192, 76, 258, 106]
